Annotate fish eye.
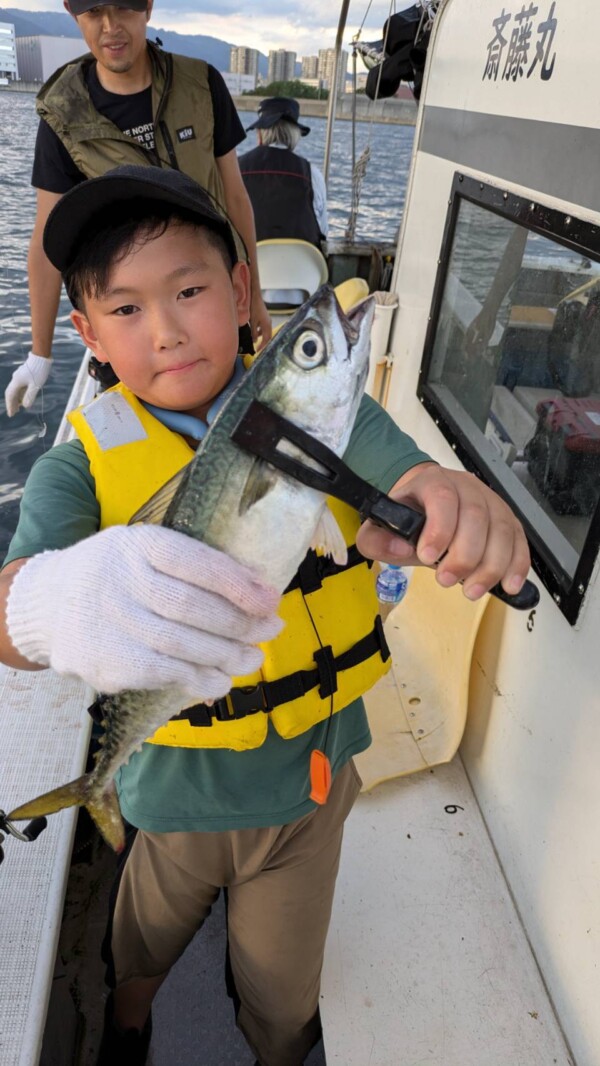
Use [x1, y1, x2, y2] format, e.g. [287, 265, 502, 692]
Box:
[292, 330, 325, 370]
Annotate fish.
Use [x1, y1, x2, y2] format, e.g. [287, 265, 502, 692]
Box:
[7, 284, 375, 852]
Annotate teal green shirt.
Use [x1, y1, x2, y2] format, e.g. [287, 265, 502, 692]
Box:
[5, 395, 430, 832]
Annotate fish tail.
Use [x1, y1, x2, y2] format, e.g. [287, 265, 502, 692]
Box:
[7, 774, 125, 853]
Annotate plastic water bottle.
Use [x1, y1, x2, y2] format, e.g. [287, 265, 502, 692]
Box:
[376, 564, 409, 620]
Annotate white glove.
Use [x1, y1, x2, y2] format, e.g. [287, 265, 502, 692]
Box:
[6, 525, 282, 698]
[5, 352, 52, 417]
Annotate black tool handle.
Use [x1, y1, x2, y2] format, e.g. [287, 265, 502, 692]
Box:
[22, 817, 48, 842]
[368, 495, 426, 544]
[0, 810, 48, 844]
[368, 496, 540, 611]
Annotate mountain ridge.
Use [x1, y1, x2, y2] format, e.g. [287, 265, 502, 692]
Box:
[0, 7, 270, 74]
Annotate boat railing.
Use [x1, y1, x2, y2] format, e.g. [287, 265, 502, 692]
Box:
[0, 345, 97, 1066]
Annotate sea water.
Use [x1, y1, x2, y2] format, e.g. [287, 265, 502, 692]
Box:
[0, 92, 416, 557]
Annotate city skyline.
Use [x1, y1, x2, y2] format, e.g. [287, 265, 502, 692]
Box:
[4, 0, 416, 57]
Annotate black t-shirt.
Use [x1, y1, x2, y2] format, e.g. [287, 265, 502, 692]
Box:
[31, 59, 246, 192]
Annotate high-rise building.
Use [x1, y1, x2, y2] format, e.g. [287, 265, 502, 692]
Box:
[221, 72, 257, 95]
[301, 55, 318, 79]
[14, 35, 85, 82]
[318, 47, 349, 93]
[267, 49, 296, 84]
[0, 22, 18, 82]
[229, 46, 259, 81]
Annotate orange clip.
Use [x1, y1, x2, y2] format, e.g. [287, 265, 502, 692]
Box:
[309, 749, 332, 805]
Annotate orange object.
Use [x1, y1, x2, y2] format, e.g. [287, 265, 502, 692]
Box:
[309, 749, 332, 805]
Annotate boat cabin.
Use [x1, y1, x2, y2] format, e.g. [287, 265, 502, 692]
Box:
[323, 2, 597, 1064]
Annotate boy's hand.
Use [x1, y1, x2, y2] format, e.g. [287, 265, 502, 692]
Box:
[5, 526, 282, 697]
[356, 462, 531, 601]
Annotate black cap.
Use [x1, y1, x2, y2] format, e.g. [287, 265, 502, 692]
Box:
[67, 0, 148, 15]
[43, 164, 240, 273]
[247, 97, 310, 136]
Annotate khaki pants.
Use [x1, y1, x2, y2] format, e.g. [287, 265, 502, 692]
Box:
[110, 759, 362, 1065]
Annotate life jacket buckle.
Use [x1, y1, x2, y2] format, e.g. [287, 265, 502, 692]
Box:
[213, 686, 267, 721]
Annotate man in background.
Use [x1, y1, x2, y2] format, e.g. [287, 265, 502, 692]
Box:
[239, 97, 327, 248]
[5, 0, 271, 417]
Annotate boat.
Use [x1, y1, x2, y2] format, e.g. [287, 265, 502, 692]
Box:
[2, 0, 599, 1062]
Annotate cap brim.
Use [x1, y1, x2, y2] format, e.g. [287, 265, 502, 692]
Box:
[44, 170, 238, 273]
[68, 0, 147, 13]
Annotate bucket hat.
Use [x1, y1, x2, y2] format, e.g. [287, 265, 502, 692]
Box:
[247, 97, 310, 136]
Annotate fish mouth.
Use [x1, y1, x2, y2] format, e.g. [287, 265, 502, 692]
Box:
[342, 294, 375, 344]
[347, 295, 375, 328]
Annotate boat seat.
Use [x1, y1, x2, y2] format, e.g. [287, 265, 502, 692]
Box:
[333, 276, 369, 313]
[257, 239, 329, 316]
[261, 287, 310, 310]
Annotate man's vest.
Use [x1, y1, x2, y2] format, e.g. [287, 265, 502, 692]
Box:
[238, 145, 323, 246]
[68, 384, 391, 751]
[36, 42, 226, 211]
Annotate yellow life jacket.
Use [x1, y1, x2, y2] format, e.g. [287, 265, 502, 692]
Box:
[68, 383, 391, 750]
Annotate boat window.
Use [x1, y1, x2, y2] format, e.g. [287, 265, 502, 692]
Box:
[420, 173, 600, 623]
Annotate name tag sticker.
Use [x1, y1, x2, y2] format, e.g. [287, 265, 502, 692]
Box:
[176, 126, 196, 143]
[82, 393, 148, 450]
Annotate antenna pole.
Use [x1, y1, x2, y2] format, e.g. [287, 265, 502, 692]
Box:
[323, 0, 351, 187]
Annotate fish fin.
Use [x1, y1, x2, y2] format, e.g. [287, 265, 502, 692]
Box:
[239, 458, 277, 514]
[311, 505, 348, 565]
[128, 465, 192, 526]
[85, 782, 125, 853]
[7, 775, 125, 853]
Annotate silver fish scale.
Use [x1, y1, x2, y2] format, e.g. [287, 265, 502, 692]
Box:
[92, 688, 178, 785]
[164, 377, 262, 542]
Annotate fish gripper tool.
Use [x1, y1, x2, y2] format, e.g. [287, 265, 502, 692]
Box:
[0, 809, 47, 865]
[231, 399, 540, 613]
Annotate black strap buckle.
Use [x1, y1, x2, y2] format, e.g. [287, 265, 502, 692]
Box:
[214, 686, 267, 721]
[173, 686, 268, 728]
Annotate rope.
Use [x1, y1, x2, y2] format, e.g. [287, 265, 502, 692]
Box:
[356, 0, 376, 38]
[344, 145, 372, 241]
[344, 0, 440, 242]
[345, 0, 396, 241]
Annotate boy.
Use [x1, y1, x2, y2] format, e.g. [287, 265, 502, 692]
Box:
[0, 165, 531, 1066]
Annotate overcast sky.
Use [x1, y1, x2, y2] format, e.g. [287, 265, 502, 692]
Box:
[7, 0, 417, 56]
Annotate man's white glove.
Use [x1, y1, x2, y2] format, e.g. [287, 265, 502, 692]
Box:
[6, 525, 282, 698]
[5, 352, 52, 417]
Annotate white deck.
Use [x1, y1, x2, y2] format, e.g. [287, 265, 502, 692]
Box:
[321, 755, 574, 1066]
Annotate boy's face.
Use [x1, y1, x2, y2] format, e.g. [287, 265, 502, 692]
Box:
[65, 2, 153, 80]
[71, 222, 250, 421]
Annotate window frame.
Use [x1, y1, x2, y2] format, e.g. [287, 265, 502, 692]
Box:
[418, 172, 600, 624]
